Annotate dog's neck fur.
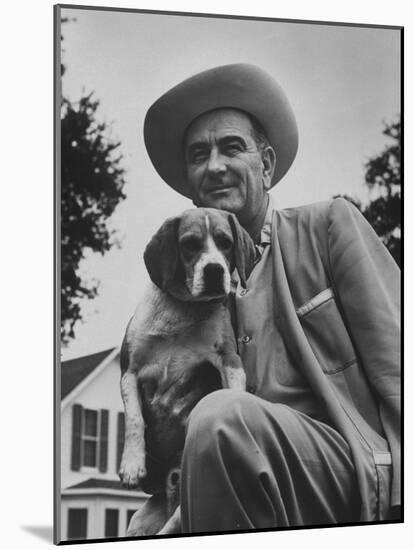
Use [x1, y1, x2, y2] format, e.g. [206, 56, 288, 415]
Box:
[161, 285, 228, 319]
[134, 284, 228, 339]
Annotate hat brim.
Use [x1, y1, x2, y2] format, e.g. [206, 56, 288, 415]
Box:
[144, 63, 298, 199]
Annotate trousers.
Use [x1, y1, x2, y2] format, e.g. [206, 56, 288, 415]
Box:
[180, 389, 361, 533]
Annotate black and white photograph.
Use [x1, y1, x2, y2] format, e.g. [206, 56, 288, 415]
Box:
[54, 4, 401, 545]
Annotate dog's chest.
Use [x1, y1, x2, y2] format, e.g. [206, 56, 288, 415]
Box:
[150, 313, 229, 367]
[130, 285, 235, 367]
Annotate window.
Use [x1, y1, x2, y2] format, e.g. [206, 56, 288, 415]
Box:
[105, 508, 119, 538]
[71, 405, 109, 472]
[67, 508, 88, 540]
[83, 409, 98, 467]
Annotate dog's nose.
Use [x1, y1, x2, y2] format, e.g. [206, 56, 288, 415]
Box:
[204, 263, 224, 280]
[204, 263, 225, 294]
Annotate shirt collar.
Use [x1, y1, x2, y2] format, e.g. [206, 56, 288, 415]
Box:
[232, 194, 275, 286]
[255, 193, 275, 257]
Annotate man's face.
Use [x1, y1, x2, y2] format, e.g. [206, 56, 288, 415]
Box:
[184, 109, 273, 225]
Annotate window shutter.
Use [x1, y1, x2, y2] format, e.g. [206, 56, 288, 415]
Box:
[99, 409, 109, 473]
[116, 412, 125, 473]
[71, 404, 83, 471]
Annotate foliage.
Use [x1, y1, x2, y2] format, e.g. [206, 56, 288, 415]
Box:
[363, 118, 401, 266]
[335, 117, 401, 267]
[61, 92, 126, 343]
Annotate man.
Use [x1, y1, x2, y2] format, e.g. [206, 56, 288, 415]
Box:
[142, 64, 400, 532]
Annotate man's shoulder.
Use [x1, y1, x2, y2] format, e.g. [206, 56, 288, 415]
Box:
[271, 198, 331, 229]
[271, 197, 355, 227]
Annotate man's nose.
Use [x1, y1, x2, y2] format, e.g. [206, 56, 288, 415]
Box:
[207, 149, 226, 176]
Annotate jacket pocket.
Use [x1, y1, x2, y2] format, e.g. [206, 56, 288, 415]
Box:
[297, 288, 357, 374]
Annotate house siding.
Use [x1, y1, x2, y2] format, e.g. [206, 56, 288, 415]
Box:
[60, 350, 148, 542]
[61, 493, 147, 540]
[61, 355, 125, 488]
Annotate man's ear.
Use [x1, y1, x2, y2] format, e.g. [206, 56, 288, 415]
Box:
[228, 213, 256, 288]
[262, 146, 277, 191]
[144, 216, 181, 291]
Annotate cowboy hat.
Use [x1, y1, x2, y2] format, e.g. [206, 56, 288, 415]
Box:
[143, 63, 298, 198]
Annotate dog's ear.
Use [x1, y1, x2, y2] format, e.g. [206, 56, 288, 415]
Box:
[144, 216, 182, 292]
[228, 213, 256, 288]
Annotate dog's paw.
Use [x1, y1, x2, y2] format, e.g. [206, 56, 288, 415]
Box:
[119, 454, 147, 489]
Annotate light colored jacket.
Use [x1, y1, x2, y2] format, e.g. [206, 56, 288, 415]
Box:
[266, 197, 400, 521]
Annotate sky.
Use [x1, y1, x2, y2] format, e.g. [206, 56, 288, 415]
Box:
[59, 7, 401, 360]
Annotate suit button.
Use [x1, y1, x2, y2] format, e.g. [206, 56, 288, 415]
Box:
[241, 335, 251, 344]
[240, 289, 247, 296]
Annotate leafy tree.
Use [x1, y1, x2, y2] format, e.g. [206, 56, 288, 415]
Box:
[363, 117, 401, 266]
[335, 117, 401, 267]
[60, 28, 126, 343]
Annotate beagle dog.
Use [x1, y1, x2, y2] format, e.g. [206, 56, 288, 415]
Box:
[119, 207, 256, 535]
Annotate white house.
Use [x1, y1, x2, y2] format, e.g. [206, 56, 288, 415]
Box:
[59, 347, 148, 542]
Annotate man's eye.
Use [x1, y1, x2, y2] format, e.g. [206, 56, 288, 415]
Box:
[189, 150, 208, 164]
[223, 142, 243, 155]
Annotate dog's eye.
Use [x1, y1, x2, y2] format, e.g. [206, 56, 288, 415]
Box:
[180, 236, 202, 253]
[215, 234, 233, 250]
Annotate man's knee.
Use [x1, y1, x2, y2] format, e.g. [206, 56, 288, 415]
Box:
[188, 388, 250, 428]
[183, 389, 249, 465]
[185, 392, 306, 454]
[184, 389, 274, 452]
